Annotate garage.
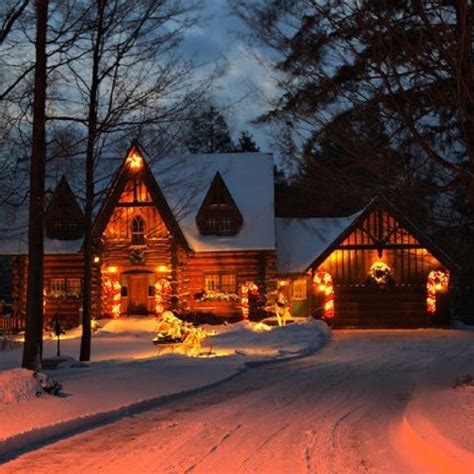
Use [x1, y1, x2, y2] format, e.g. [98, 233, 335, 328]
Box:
[276, 197, 457, 328]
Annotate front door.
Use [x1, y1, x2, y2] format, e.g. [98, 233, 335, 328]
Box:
[128, 274, 149, 314]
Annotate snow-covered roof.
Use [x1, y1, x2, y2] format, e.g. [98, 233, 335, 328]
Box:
[150, 152, 276, 252]
[275, 212, 363, 274]
[0, 151, 275, 254]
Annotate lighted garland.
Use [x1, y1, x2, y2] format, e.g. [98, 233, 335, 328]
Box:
[240, 281, 259, 319]
[153, 311, 208, 356]
[198, 290, 240, 302]
[102, 277, 121, 319]
[313, 271, 335, 318]
[426, 270, 449, 314]
[367, 261, 394, 287]
[154, 279, 171, 315]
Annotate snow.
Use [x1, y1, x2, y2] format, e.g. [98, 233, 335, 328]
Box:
[153, 152, 276, 252]
[0, 369, 40, 404]
[2, 329, 474, 472]
[0, 318, 329, 456]
[207, 319, 330, 357]
[0, 151, 275, 255]
[275, 212, 362, 273]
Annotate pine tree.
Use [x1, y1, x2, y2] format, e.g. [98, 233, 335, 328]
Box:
[235, 130, 260, 152]
[186, 105, 234, 153]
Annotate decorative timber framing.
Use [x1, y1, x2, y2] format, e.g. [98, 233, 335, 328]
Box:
[92, 142, 189, 250]
[307, 196, 459, 274]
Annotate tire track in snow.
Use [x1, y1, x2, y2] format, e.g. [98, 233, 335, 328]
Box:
[183, 423, 242, 473]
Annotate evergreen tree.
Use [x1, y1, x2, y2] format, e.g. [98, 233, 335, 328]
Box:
[235, 130, 260, 152]
[186, 105, 234, 153]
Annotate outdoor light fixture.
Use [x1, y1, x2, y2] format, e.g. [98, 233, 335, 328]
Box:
[106, 265, 118, 274]
[93, 255, 100, 264]
[127, 151, 143, 170]
[156, 265, 170, 273]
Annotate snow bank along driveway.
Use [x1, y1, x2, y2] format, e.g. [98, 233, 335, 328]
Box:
[0, 319, 329, 459]
[3, 329, 474, 473]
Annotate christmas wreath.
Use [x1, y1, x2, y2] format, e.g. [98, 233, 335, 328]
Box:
[367, 261, 394, 286]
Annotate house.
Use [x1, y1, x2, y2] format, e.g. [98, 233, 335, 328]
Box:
[276, 198, 458, 328]
[0, 144, 459, 329]
[2, 144, 276, 327]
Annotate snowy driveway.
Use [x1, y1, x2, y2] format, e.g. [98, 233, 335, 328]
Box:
[3, 329, 474, 473]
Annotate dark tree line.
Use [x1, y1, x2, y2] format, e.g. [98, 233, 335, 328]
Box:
[233, 0, 474, 276]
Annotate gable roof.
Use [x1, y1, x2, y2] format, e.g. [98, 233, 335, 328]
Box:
[92, 144, 189, 249]
[0, 147, 275, 255]
[276, 212, 363, 274]
[276, 197, 459, 274]
[195, 171, 244, 235]
[150, 152, 275, 252]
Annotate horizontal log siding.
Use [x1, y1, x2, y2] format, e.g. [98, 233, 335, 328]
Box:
[11, 254, 84, 328]
[183, 250, 277, 317]
[44, 254, 84, 327]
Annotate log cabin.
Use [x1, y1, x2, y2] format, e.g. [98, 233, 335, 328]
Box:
[1, 144, 276, 328]
[0, 144, 459, 329]
[276, 198, 458, 328]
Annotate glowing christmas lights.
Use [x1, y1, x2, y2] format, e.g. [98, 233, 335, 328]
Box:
[240, 281, 259, 319]
[127, 151, 143, 170]
[154, 278, 171, 315]
[426, 270, 449, 314]
[313, 271, 335, 318]
[102, 277, 121, 319]
[368, 261, 394, 286]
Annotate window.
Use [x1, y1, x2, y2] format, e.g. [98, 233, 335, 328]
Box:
[204, 273, 236, 293]
[131, 215, 145, 245]
[50, 278, 66, 293]
[292, 279, 307, 300]
[204, 217, 237, 235]
[221, 274, 236, 293]
[196, 173, 243, 236]
[49, 221, 82, 239]
[204, 274, 220, 292]
[67, 278, 81, 296]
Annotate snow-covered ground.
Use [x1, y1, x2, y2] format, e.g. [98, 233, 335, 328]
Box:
[0, 317, 329, 457]
[2, 329, 474, 473]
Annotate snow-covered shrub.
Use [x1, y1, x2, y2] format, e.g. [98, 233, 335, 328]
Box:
[0, 369, 62, 404]
[453, 374, 474, 389]
[153, 311, 209, 356]
[34, 372, 63, 395]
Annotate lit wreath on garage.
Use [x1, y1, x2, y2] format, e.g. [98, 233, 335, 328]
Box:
[367, 261, 395, 287]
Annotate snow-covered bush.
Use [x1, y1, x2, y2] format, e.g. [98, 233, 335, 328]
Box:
[153, 311, 208, 356]
[0, 369, 62, 404]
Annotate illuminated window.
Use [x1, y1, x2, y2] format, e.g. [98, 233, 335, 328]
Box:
[292, 279, 307, 300]
[50, 278, 66, 293]
[221, 274, 236, 293]
[204, 273, 236, 293]
[67, 278, 81, 295]
[131, 215, 145, 245]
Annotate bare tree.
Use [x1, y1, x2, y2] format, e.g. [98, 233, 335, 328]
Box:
[22, 0, 48, 371]
[44, 0, 207, 361]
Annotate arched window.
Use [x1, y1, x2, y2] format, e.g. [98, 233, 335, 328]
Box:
[131, 215, 145, 245]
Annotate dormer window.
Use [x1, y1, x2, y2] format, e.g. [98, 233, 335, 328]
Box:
[196, 173, 243, 236]
[45, 176, 84, 240]
[131, 215, 145, 245]
[205, 216, 236, 235]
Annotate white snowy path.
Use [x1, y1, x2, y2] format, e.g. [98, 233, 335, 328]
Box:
[3, 329, 474, 474]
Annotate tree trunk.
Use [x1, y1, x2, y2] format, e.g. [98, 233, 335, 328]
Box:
[22, 0, 48, 371]
[79, 0, 105, 362]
